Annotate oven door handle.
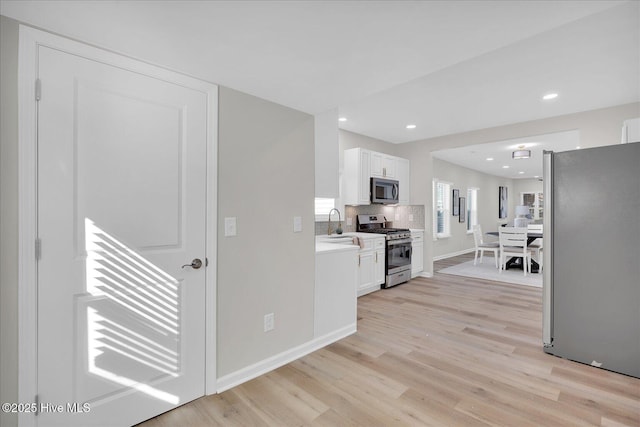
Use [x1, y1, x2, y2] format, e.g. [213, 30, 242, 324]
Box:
[387, 237, 413, 246]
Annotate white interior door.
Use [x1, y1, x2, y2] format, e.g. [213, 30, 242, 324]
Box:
[36, 44, 210, 426]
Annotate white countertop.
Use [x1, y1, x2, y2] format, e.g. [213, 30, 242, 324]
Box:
[315, 241, 359, 254]
[315, 232, 384, 254]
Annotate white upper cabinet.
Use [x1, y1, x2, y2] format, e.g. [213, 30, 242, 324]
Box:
[343, 148, 410, 205]
[371, 152, 396, 178]
[343, 148, 372, 205]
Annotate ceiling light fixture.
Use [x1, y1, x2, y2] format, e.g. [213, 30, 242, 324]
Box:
[338, 117, 347, 122]
[406, 124, 417, 129]
[512, 145, 531, 159]
[503, 165, 510, 169]
[542, 93, 558, 100]
[486, 157, 494, 161]
[519, 171, 525, 174]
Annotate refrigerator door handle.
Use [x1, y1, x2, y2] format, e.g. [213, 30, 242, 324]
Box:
[542, 151, 553, 347]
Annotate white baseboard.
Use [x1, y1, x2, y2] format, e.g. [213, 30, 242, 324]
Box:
[357, 283, 381, 297]
[433, 247, 474, 261]
[411, 271, 433, 279]
[215, 323, 356, 393]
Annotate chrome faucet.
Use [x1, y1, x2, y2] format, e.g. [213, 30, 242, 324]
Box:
[327, 208, 342, 235]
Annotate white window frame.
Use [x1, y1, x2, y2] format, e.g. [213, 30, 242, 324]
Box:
[433, 179, 452, 240]
[315, 197, 335, 221]
[466, 187, 479, 233]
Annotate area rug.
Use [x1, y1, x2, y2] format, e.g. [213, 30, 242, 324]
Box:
[437, 258, 542, 288]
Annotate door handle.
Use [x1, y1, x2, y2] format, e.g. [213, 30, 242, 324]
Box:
[181, 258, 203, 269]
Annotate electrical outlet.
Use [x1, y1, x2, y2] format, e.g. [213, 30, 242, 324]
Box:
[395, 213, 400, 221]
[346, 217, 352, 226]
[408, 214, 414, 222]
[264, 313, 274, 332]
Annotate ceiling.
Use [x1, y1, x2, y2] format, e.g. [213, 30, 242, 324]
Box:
[432, 130, 581, 179]
[2, 1, 639, 146]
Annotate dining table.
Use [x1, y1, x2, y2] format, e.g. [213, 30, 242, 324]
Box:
[487, 231, 543, 273]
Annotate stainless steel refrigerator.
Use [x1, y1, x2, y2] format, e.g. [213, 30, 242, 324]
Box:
[542, 142, 640, 378]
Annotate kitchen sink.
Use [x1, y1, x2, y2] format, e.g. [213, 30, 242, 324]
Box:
[321, 235, 355, 244]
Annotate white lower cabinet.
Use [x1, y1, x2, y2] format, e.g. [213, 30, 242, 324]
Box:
[357, 236, 386, 297]
[411, 230, 424, 277]
[374, 247, 385, 286]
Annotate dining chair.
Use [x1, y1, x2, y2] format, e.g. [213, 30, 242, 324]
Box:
[472, 224, 499, 268]
[499, 227, 532, 276]
[527, 223, 543, 272]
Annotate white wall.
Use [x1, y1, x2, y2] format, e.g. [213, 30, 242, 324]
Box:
[0, 15, 19, 427]
[0, 19, 316, 426]
[432, 158, 513, 259]
[217, 87, 315, 377]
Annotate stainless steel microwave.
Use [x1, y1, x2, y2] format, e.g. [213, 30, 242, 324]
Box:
[371, 177, 399, 204]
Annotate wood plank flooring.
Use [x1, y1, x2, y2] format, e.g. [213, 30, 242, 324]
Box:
[138, 254, 639, 426]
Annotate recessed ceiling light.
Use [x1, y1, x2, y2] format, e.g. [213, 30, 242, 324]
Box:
[576, 146, 581, 149]
[519, 171, 525, 174]
[503, 165, 510, 169]
[534, 175, 540, 178]
[542, 93, 558, 100]
[486, 157, 494, 161]
[406, 124, 417, 129]
[338, 117, 347, 122]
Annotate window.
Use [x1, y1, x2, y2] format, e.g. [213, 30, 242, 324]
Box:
[433, 180, 451, 239]
[315, 198, 335, 221]
[521, 192, 543, 220]
[466, 188, 478, 232]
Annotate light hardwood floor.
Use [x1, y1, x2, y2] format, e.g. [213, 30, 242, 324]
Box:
[138, 254, 639, 426]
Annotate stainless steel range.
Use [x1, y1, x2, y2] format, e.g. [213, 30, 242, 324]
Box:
[357, 215, 412, 288]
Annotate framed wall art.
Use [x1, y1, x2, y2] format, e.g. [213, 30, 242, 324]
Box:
[459, 197, 466, 223]
[498, 186, 508, 219]
[452, 189, 460, 216]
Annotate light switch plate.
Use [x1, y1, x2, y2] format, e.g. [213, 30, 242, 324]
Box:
[224, 217, 237, 236]
[346, 217, 352, 226]
[293, 216, 302, 232]
[395, 213, 400, 221]
[264, 313, 274, 332]
[409, 214, 414, 222]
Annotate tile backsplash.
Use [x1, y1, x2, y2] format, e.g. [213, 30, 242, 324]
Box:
[315, 204, 425, 235]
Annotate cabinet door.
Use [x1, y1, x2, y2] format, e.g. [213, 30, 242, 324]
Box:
[411, 232, 424, 276]
[358, 149, 371, 204]
[358, 251, 375, 292]
[382, 155, 396, 178]
[372, 153, 396, 178]
[371, 152, 383, 177]
[344, 148, 370, 205]
[374, 248, 386, 285]
[411, 244, 424, 276]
